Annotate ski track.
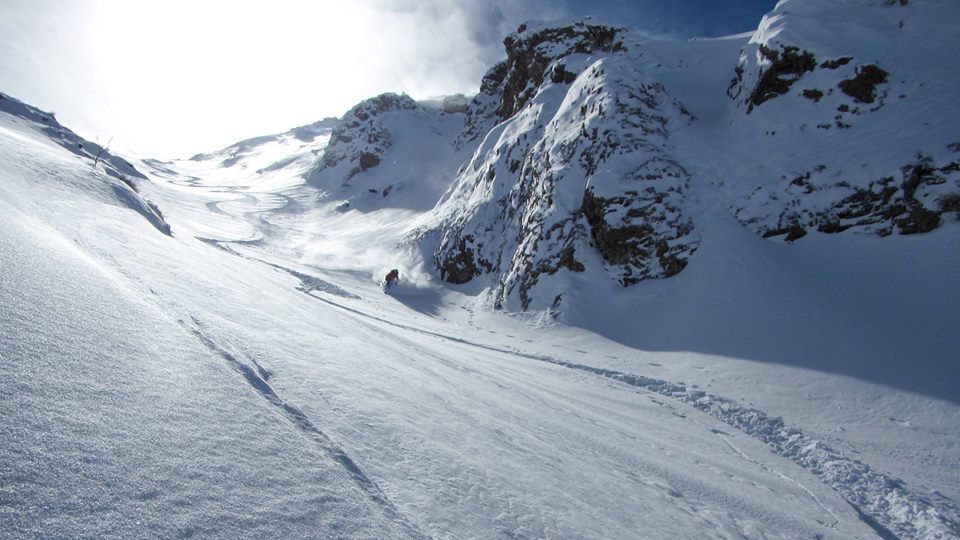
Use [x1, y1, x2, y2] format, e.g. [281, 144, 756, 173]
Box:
[711, 427, 842, 531]
[199, 239, 359, 299]
[184, 315, 429, 540]
[275, 266, 957, 540]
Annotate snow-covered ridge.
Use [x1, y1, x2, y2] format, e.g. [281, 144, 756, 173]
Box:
[188, 117, 338, 168]
[304, 92, 468, 213]
[726, 0, 960, 240]
[405, 0, 959, 310]
[0, 91, 145, 182]
[307, 93, 420, 187]
[402, 20, 710, 310]
[0, 91, 170, 235]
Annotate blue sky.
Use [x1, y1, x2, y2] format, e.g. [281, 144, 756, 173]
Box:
[0, 0, 778, 158]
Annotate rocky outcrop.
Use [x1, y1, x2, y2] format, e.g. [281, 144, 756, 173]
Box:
[307, 93, 418, 186]
[722, 0, 959, 243]
[739, 153, 960, 240]
[582, 156, 693, 284]
[837, 64, 888, 104]
[495, 22, 626, 120]
[457, 20, 627, 149]
[743, 45, 818, 112]
[407, 1, 959, 311]
[729, 43, 892, 119]
[425, 23, 698, 310]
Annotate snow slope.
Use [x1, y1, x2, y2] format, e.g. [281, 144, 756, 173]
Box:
[0, 113, 418, 538]
[2, 97, 956, 538]
[3, 1, 960, 538]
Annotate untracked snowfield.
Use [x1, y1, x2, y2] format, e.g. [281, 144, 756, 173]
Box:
[1, 104, 958, 539]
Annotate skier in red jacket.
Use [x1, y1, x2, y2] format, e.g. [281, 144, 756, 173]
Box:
[384, 268, 399, 292]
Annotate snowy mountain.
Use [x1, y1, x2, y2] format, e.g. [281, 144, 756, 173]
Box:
[305, 92, 469, 213]
[417, 20, 701, 311]
[409, 0, 960, 312]
[726, 0, 960, 240]
[3, 0, 960, 539]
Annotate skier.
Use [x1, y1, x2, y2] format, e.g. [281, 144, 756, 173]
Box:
[383, 268, 399, 293]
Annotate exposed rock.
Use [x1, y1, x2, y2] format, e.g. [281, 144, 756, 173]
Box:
[358, 152, 380, 170]
[739, 155, 959, 240]
[583, 182, 692, 284]
[895, 160, 943, 233]
[747, 45, 817, 111]
[497, 22, 626, 119]
[802, 89, 824, 102]
[551, 64, 578, 84]
[424, 26, 698, 309]
[940, 194, 960, 216]
[763, 224, 807, 242]
[457, 20, 627, 148]
[436, 235, 493, 284]
[308, 93, 418, 186]
[838, 64, 888, 103]
[821, 57, 853, 70]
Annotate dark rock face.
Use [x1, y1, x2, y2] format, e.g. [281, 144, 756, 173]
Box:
[838, 65, 889, 103]
[358, 152, 380, 170]
[738, 154, 960, 240]
[309, 93, 418, 185]
[940, 194, 960, 216]
[802, 88, 824, 102]
[582, 182, 691, 284]
[747, 45, 817, 111]
[496, 23, 626, 120]
[437, 235, 493, 284]
[821, 56, 854, 70]
[457, 21, 627, 148]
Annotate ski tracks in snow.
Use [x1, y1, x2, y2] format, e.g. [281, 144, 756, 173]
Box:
[710, 426, 842, 531]
[167, 165, 956, 537]
[184, 316, 428, 540]
[297, 282, 959, 540]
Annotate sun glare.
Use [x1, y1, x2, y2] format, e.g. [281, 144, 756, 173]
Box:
[81, 0, 478, 156]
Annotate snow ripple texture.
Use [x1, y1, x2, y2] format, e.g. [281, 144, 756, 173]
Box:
[186, 317, 426, 539]
[307, 288, 958, 540]
[551, 360, 959, 540]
